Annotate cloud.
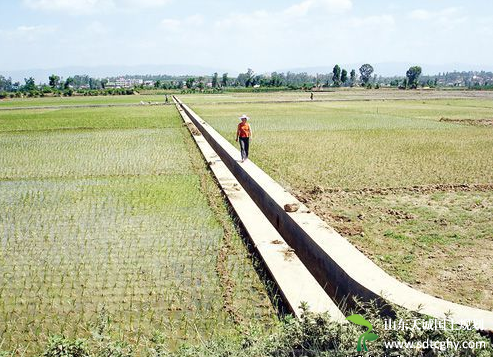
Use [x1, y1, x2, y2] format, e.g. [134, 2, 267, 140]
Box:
[284, 0, 353, 17]
[350, 14, 395, 27]
[160, 18, 181, 31]
[410, 9, 431, 21]
[0, 24, 58, 42]
[160, 14, 203, 32]
[86, 21, 109, 35]
[214, 10, 270, 29]
[185, 14, 204, 26]
[23, 0, 113, 13]
[123, 0, 171, 7]
[409, 7, 467, 28]
[22, 0, 171, 14]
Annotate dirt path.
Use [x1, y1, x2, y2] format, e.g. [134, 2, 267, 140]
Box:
[439, 117, 493, 126]
[297, 183, 493, 198]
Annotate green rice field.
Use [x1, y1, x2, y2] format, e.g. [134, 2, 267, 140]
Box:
[1, 89, 492, 355]
[0, 105, 276, 355]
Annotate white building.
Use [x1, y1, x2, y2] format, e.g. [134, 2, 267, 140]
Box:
[106, 78, 144, 88]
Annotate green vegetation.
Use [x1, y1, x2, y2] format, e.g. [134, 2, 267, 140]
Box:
[191, 94, 493, 309]
[16, 302, 493, 357]
[0, 105, 275, 355]
[1, 91, 492, 356]
[406, 66, 423, 89]
[193, 98, 493, 189]
[359, 64, 374, 86]
[0, 106, 174, 131]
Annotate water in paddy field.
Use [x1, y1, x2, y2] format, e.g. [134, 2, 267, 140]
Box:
[0, 105, 278, 355]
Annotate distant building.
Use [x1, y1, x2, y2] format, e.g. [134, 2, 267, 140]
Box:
[106, 78, 144, 88]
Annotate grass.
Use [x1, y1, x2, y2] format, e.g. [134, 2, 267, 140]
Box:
[192, 99, 493, 189]
[176, 88, 493, 105]
[34, 301, 493, 357]
[0, 105, 276, 355]
[3, 87, 493, 108]
[189, 94, 493, 310]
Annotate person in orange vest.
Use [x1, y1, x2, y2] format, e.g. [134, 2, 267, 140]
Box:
[235, 114, 252, 162]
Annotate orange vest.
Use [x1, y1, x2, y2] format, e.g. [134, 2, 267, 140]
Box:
[237, 122, 251, 137]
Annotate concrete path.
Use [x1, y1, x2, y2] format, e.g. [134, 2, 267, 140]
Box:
[175, 97, 345, 321]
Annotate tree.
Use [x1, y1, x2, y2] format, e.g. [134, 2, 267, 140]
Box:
[197, 76, 205, 90]
[89, 77, 102, 90]
[359, 64, 374, 86]
[0, 75, 13, 91]
[185, 77, 195, 89]
[64, 77, 75, 89]
[236, 68, 255, 87]
[245, 68, 255, 87]
[341, 69, 348, 86]
[332, 65, 341, 87]
[349, 69, 356, 87]
[221, 73, 228, 87]
[212, 72, 219, 88]
[154, 80, 161, 89]
[406, 66, 422, 89]
[23, 77, 36, 91]
[48, 74, 60, 89]
[270, 72, 283, 87]
[236, 73, 248, 87]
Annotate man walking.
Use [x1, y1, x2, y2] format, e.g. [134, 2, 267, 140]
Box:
[235, 114, 252, 162]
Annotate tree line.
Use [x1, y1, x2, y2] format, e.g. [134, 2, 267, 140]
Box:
[0, 75, 138, 99]
[2, 65, 493, 99]
[183, 65, 424, 90]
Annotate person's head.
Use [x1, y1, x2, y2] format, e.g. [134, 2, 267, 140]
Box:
[239, 114, 249, 123]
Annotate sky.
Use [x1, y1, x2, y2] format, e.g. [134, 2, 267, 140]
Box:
[1, 0, 492, 74]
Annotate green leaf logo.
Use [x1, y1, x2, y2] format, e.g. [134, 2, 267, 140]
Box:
[346, 314, 379, 352]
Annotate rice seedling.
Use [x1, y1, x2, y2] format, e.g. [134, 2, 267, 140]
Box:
[0, 105, 276, 355]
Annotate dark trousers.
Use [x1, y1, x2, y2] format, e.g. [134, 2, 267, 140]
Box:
[239, 137, 250, 160]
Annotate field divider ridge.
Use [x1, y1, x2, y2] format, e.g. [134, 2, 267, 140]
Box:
[173, 96, 493, 333]
[173, 97, 345, 321]
[0, 102, 174, 111]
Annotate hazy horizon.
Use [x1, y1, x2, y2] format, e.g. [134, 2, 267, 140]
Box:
[3, 61, 493, 84]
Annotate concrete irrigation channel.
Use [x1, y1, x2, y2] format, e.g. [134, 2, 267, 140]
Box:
[174, 97, 344, 321]
[173, 96, 493, 333]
